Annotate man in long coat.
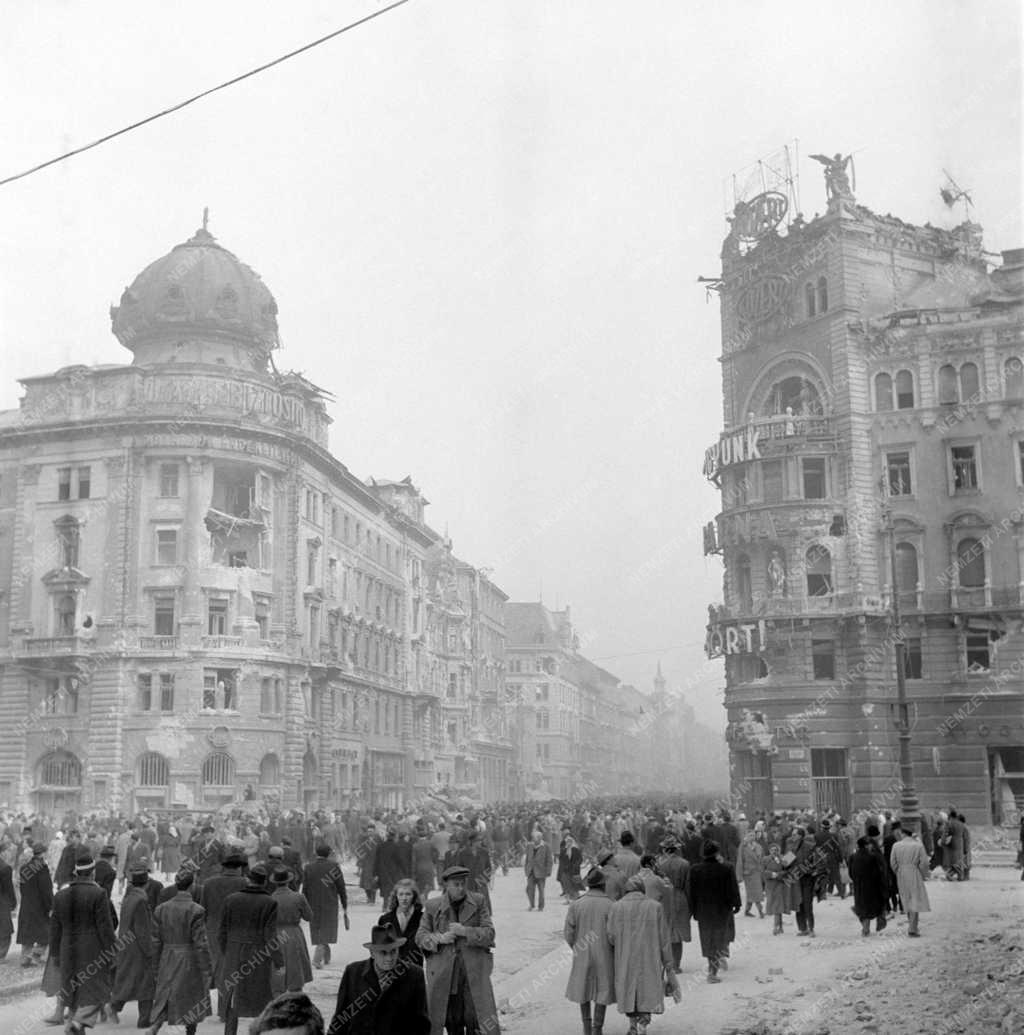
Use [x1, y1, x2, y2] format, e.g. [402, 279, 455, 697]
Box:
[200, 848, 248, 1021]
[16, 843, 52, 966]
[54, 829, 81, 889]
[149, 869, 213, 1035]
[687, 841, 741, 983]
[356, 824, 380, 905]
[943, 811, 967, 880]
[218, 862, 283, 1035]
[302, 842, 348, 968]
[656, 836, 692, 973]
[890, 825, 931, 937]
[49, 852, 117, 1032]
[606, 874, 678, 1034]
[374, 829, 411, 907]
[564, 868, 615, 1035]
[848, 836, 889, 935]
[270, 868, 314, 992]
[329, 924, 431, 1035]
[416, 864, 500, 1035]
[110, 864, 157, 1026]
[94, 844, 118, 899]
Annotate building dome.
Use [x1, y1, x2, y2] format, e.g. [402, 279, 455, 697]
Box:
[110, 222, 279, 365]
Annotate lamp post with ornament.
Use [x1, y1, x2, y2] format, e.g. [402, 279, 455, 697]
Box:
[879, 476, 921, 834]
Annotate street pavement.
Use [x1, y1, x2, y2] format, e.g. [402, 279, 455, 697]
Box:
[0, 863, 1019, 1033]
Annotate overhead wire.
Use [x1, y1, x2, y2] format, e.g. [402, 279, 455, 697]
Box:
[0, 0, 412, 188]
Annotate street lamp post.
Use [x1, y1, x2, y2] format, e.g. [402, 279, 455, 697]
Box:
[881, 482, 921, 833]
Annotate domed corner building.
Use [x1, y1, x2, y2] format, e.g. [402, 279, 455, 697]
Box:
[0, 221, 502, 817]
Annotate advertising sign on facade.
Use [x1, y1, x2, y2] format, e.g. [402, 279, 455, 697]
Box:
[705, 618, 768, 658]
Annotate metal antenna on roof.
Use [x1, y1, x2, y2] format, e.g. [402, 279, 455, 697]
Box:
[202, 206, 210, 232]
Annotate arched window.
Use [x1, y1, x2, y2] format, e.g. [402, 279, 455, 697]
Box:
[138, 752, 169, 787]
[764, 376, 822, 417]
[39, 751, 82, 787]
[957, 537, 985, 588]
[874, 372, 894, 411]
[960, 362, 980, 401]
[259, 753, 280, 786]
[1006, 357, 1024, 398]
[56, 594, 76, 636]
[816, 276, 828, 314]
[202, 752, 235, 787]
[735, 554, 752, 612]
[805, 283, 816, 318]
[806, 545, 833, 597]
[895, 370, 915, 409]
[894, 543, 919, 597]
[938, 364, 959, 404]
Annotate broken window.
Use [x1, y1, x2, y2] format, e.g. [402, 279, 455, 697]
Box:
[206, 463, 271, 568]
[203, 668, 237, 710]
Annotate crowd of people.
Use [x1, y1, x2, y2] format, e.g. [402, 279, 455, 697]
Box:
[0, 796, 1013, 1035]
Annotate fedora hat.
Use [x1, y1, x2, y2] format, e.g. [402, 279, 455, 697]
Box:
[363, 924, 406, 950]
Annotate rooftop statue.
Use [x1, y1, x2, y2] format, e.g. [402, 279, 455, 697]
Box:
[810, 152, 855, 202]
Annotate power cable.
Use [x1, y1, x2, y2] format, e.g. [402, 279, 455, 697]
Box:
[0, 0, 412, 188]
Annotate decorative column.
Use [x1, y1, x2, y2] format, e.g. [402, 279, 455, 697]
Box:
[180, 457, 207, 647]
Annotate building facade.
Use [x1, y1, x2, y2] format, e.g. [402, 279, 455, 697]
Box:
[0, 224, 513, 814]
[704, 169, 1024, 825]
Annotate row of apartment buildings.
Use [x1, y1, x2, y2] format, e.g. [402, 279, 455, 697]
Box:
[704, 164, 1024, 826]
[0, 222, 711, 815]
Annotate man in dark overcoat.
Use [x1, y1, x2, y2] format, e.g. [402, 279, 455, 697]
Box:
[0, 848, 17, 960]
[218, 862, 284, 1035]
[717, 811, 741, 865]
[416, 865, 499, 1035]
[54, 829, 81, 888]
[201, 848, 248, 1021]
[94, 844, 118, 898]
[149, 869, 213, 1035]
[373, 829, 410, 906]
[453, 830, 493, 912]
[656, 835, 692, 974]
[49, 852, 118, 1033]
[110, 864, 157, 1026]
[328, 924, 431, 1035]
[16, 843, 52, 966]
[195, 825, 225, 889]
[302, 842, 348, 968]
[687, 841, 741, 983]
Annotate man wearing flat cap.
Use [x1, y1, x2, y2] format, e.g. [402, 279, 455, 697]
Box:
[327, 924, 431, 1035]
[49, 851, 118, 1033]
[416, 865, 500, 1035]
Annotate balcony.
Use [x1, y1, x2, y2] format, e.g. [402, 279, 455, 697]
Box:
[21, 636, 89, 655]
[704, 414, 834, 483]
[201, 635, 244, 650]
[137, 636, 179, 651]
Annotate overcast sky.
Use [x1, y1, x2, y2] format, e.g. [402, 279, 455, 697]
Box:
[1, 1, 1020, 726]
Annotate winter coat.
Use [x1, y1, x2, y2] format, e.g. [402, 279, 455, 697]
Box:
[152, 891, 213, 1025]
[158, 828, 182, 873]
[49, 876, 117, 1008]
[412, 837, 438, 893]
[272, 886, 313, 990]
[717, 822, 741, 864]
[943, 817, 966, 872]
[218, 885, 283, 1018]
[524, 842, 552, 878]
[557, 846, 583, 891]
[374, 839, 412, 904]
[94, 859, 117, 898]
[379, 905, 424, 967]
[849, 845, 888, 920]
[54, 842, 78, 887]
[357, 833, 380, 892]
[200, 869, 246, 989]
[737, 842, 765, 901]
[762, 854, 791, 915]
[16, 855, 52, 945]
[890, 838, 931, 913]
[563, 889, 615, 1005]
[302, 857, 348, 944]
[656, 853, 692, 943]
[416, 890, 499, 1035]
[606, 890, 672, 1015]
[688, 859, 741, 960]
[111, 885, 157, 1003]
[328, 956, 431, 1035]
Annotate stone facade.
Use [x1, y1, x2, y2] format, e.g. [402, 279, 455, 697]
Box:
[704, 180, 1024, 824]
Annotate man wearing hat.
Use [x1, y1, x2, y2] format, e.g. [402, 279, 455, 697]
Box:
[200, 847, 248, 1022]
[218, 862, 284, 1035]
[523, 829, 552, 912]
[302, 842, 349, 969]
[48, 851, 118, 1033]
[196, 825, 224, 888]
[416, 865, 499, 1035]
[563, 868, 615, 1035]
[687, 842, 741, 983]
[54, 829, 81, 889]
[328, 924, 430, 1034]
[16, 842, 52, 967]
[94, 843, 118, 899]
[270, 867, 313, 992]
[110, 863, 157, 1026]
[656, 835, 692, 974]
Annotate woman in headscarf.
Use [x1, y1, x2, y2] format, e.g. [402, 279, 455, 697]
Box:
[848, 836, 888, 936]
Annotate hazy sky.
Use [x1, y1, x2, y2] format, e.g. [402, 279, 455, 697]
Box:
[1, 1, 1020, 725]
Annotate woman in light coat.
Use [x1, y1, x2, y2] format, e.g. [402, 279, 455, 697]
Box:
[606, 875, 679, 1035]
[564, 868, 615, 1035]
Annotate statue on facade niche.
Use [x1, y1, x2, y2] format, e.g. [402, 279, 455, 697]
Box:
[810, 152, 855, 201]
[768, 550, 787, 597]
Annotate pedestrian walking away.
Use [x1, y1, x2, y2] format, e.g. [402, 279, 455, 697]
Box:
[564, 867, 616, 1035]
